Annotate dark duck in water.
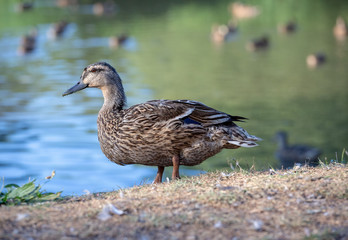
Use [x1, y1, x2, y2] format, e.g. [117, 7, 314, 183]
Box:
[63, 62, 261, 183]
[274, 131, 321, 169]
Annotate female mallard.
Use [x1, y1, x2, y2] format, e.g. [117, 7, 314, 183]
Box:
[63, 62, 260, 183]
[333, 17, 348, 41]
[18, 29, 37, 55]
[246, 36, 269, 52]
[47, 21, 69, 39]
[277, 21, 297, 34]
[211, 22, 238, 44]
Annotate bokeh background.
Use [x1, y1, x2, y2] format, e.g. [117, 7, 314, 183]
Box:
[0, 0, 347, 195]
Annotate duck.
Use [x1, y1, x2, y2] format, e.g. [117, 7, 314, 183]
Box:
[211, 23, 237, 44]
[333, 17, 348, 41]
[93, 1, 117, 16]
[47, 21, 69, 39]
[278, 21, 297, 34]
[246, 36, 269, 51]
[274, 131, 321, 169]
[229, 2, 260, 19]
[62, 62, 261, 183]
[17, 29, 37, 55]
[56, 0, 79, 8]
[306, 53, 326, 68]
[16, 2, 34, 12]
[109, 34, 128, 48]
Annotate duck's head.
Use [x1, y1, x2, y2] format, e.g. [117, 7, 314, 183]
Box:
[62, 62, 121, 96]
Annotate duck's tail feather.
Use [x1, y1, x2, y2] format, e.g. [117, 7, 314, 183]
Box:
[227, 140, 259, 148]
[226, 126, 261, 148]
[249, 135, 262, 141]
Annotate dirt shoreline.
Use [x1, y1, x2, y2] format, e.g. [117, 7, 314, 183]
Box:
[1, 164, 347, 240]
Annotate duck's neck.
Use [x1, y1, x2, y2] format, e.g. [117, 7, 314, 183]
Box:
[100, 84, 126, 112]
[277, 136, 288, 150]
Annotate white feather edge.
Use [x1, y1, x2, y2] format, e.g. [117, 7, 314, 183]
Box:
[228, 140, 259, 148]
[174, 108, 195, 120]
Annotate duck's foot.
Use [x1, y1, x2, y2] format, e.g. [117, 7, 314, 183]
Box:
[172, 155, 181, 181]
[153, 166, 164, 184]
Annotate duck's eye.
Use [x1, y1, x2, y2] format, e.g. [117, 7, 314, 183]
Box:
[90, 68, 97, 72]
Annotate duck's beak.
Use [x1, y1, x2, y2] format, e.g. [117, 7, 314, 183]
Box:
[62, 81, 88, 96]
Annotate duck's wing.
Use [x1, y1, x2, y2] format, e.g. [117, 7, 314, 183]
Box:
[172, 100, 247, 127]
[141, 99, 247, 127]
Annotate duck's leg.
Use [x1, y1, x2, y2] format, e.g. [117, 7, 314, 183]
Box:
[172, 155, 181, 180]
[153, 166, 164, 184]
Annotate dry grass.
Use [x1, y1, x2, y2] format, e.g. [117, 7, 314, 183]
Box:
[1, 164, 347, 240]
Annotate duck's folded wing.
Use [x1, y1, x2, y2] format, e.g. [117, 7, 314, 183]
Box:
[175, 100, 247, 126]
[125, 100, 194, 123]
[145, 100, 247, 127]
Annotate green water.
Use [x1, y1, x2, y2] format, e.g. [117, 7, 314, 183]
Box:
[0, 0, 347, 194]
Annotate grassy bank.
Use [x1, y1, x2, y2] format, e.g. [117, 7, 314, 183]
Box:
[0, 164, 347, 240]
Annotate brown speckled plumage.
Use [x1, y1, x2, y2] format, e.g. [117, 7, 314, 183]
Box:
[63, 62, 261, 183]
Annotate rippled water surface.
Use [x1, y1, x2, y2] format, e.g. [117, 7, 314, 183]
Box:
[1, 0, 348, 195]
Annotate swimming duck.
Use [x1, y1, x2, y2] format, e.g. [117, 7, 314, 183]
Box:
[333, 17, 348, 41]
[109, 34, 128, 48]
[62, 62, 261, 183]
[16, 2, 34, 12]
[211, 23, 237, 44]
[246, 36, 269, 51]
[306, 53, 326, 68]
[56, 0, 79, 8]
[93, 1, 117, 16]
[274, 131, 321, 169]
[278, 21, 297, 34]
[229, 2, 260, 19]
[47, 21, 69, 39]
[18, 29, 37, 55]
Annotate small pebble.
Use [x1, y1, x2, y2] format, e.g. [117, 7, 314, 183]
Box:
[250, 219, 263, 231]
[16, 213, 29, 221]
[214, 221, 223, 228]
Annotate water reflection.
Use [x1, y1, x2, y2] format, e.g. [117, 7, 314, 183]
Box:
[0, 0, 347, 195]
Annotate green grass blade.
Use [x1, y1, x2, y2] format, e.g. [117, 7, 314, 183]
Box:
[341, 148, 346, 163]
[7, 181, 36, 199]
[5, 183, 20, 191]
[38, 191, 62, 201]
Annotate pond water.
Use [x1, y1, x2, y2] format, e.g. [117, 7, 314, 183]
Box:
[0, 0, 347, 195]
